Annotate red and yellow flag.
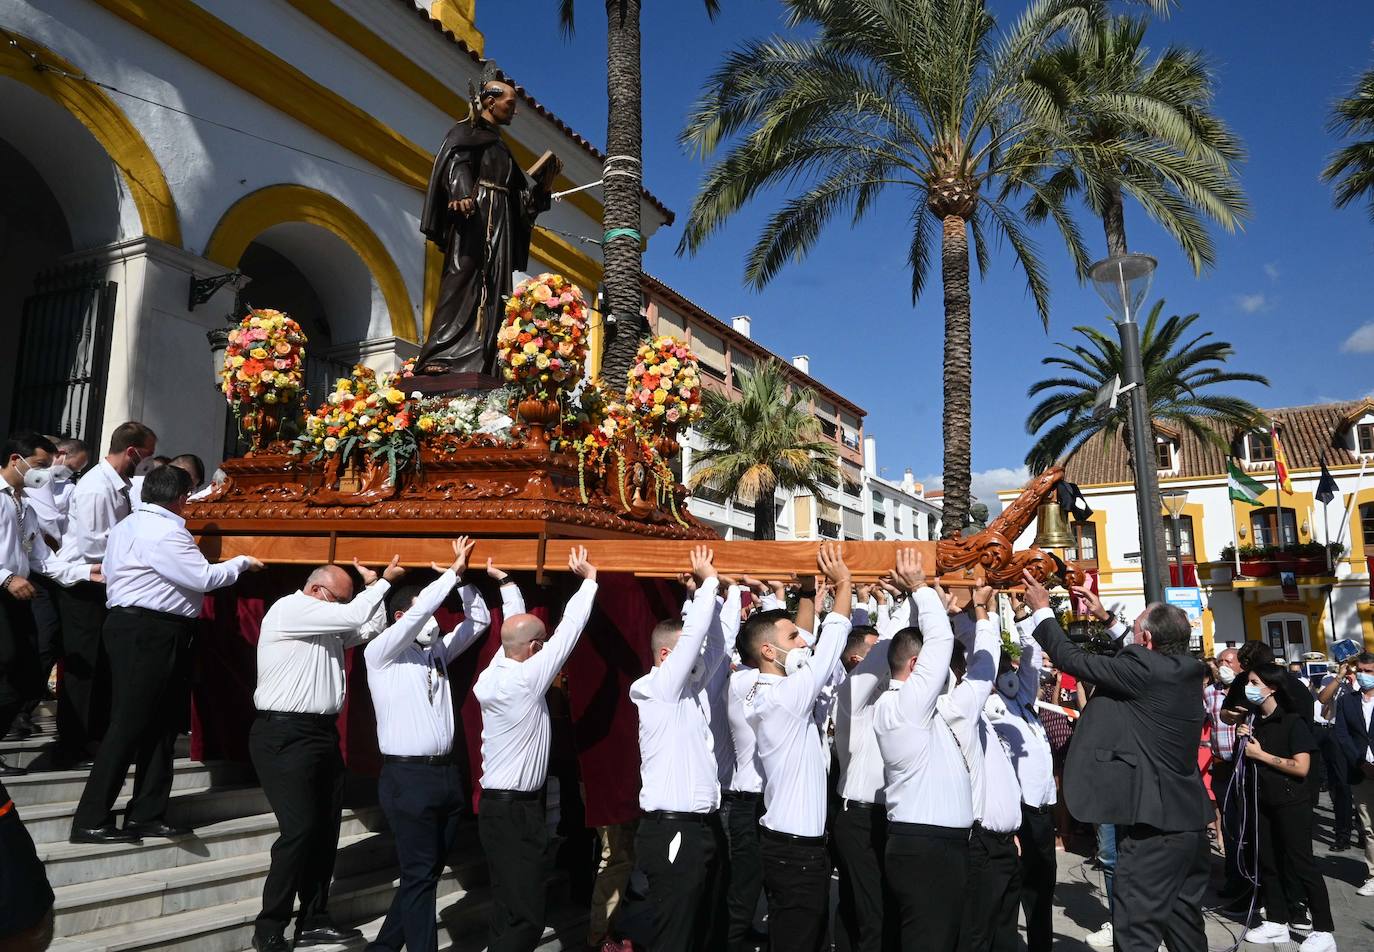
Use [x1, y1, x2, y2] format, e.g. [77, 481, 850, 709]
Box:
[1272, 425, 1293, 495]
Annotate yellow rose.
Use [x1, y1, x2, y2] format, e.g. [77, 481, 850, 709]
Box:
[523, 341, 539, 355]
[535, 355, 550, 369]
[231, 355, 246, 368]
[511, 354, 526, 367]
[386, 389, 404, 405]
[323, 437, 339, 452]
[653, 389, 667, 405]
[249, 347, 267, 360]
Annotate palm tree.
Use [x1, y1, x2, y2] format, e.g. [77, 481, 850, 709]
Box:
[1322, 59, 1374, 223]
[1022, 14, 1247, 271]
[1023, 300, 1269, 473]
[557, 1, 721, 388]
[688, 360, 839, 540]
[676, 0, 1110, 535]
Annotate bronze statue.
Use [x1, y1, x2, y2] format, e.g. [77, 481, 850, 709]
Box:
[417, 62, 561, 376]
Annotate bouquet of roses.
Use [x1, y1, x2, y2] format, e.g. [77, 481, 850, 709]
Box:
[496, 272, 588, 400]
[220, 308, 306, 410]
[625, 335, 702, 428]
[292, 365, 416, 480]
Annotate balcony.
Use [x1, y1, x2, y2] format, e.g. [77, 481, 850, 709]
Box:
[694, 484, 729, 506]
[841, 433, 861, 451]
[818, 518, 842, 539]
[818, 419, 837, 440]
[873, 511, 886, 527]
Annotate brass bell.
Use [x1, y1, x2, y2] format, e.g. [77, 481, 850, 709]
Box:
[1033, 502, 1075, 549]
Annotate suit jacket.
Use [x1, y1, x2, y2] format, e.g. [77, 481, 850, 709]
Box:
[1334, 690, 1374, 784]
[1033, 617, 1212, 831]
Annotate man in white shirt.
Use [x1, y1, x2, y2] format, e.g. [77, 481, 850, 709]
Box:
[52, 420, 156, 764]
[474, 546, 598, 952]
[250, 552, 404, 952]
[0, 433, 101, 773]
[743, 543, 852, 952]
[630, 546, 731, 952]
[873, 553, 970, 952]
[366, 543, 522, 952]
[69, 465, 262, 844]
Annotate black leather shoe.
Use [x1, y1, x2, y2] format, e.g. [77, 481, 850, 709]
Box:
[69, 825, 141, 845]
[0, 758, 27, 776]
[252, 934, 291, 952]
[295, 925, 363, 946]
[123, 820, 192, 838]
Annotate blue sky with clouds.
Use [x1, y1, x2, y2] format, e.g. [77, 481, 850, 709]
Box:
[484, 2, 1374, 502]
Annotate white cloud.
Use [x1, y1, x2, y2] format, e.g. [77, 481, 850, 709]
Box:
[1341, 322, 1374, 354]
[1236, 293, 1268, 314]
[920, 465, 1031, 516]
[1264, 262, 1280, 282]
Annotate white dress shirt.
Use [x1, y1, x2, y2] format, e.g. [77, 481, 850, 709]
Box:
[974, 705, 1026, 833]
[24, 476, 76, 542]
[633, 578, 729, 813]
[0, 485, 91, 589]
[103, 503, 251, 616]
[874, 587, 973, 828]
[934, 616, 999, 825]
[706, 585, 743, 787]
[1363, 694, 1374, 765]
[750, 610, 853, 837]
[835, 595, 912, 804]
[475, 579, 598, 792]
[253, 581, 390, 715]
[366, 571, 521, 757]
[55, 460, 131, 565]
[727, 667, 764, 794]
[987, 618, 1057, 808]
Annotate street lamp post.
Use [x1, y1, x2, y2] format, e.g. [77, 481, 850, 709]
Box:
[1161, 488, 1189, 588]
[1089, 253, 1166, 605]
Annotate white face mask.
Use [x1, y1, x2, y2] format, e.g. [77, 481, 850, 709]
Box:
[414, 617, 440, 647]
[1217, 665, 1236, 685]
[996, 671, 1020, 698]
[780, 644, 813, 676]
[18, 459, 52, 490]
[48, 463, 73, 484]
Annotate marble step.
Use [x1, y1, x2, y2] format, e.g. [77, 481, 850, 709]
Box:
[38, 806, 386, 887]
[21, 782, 270, 845]
[47, 867, 577, 952]
[1, 733, 193, 770]
[7, 756, 251, 807]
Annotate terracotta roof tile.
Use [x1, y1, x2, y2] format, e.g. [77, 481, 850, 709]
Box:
[1062, 401, 1365, 486]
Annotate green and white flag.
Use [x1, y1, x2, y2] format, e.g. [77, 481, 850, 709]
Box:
[1228, 458, 1266, 506]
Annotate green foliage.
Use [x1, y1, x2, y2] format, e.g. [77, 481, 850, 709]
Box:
[1023, 300, 1269, 472]
[1322, 60, 1374, 223]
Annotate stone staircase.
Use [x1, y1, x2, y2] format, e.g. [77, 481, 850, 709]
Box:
[6, 711, 588, 952]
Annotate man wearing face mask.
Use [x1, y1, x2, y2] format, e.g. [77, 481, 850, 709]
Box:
[365, 541, 520, 952]
[743, 543, 853, 952]
[0, 432, 102, 773]
[52, 420, 157, 766]
[474, 546, 597, 952]
[1333, 652, 1374, 899]
[629, 546, 732, 952]
[1205, 648, 1246, 903]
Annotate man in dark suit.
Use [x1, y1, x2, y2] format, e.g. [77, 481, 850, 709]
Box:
[1332, 651, 1374, 896]
[1022, 572, 1213, 952]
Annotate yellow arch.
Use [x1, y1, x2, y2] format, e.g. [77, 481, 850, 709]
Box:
[0, 32, 181, 245]
[205, 185, 417, 343]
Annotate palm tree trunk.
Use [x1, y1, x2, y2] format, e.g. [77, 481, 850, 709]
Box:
[1103, 182, 1128, 259]
[940, 214, 973, 537]
[599, 0, 647, 389]
[754, 488, 777, 540]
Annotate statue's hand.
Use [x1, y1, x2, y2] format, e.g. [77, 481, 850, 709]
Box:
[448, 198, 476, 216]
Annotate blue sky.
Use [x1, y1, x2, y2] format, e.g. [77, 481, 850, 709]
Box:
[484, 2, 1374, 502]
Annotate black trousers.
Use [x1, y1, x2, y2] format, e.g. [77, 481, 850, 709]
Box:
[0, 790, 55, 941]
[53, 580, 110, 751]
[832, 800, 888, 952]
[479, 793, 548, 952]
[1113, 824, 1209, 952]
[760, 826, 831, 952]
[723, 792, 764, 952]
[1319, 728, 1354, 837]
[635, 811, 726, 952]
[249, 712, 345, 939]
[1257, 797, 1334, 932]
[0, 597, 40, 736]
[1017, 806, 1056, 952]
[372, 761, 465, 952]
[1211, 759, 1248, 896]
[31, 575, 61, 686]
[73, 608, 194, 829]
[958, 825, 1021, 952]
[886, 822, 969, 952]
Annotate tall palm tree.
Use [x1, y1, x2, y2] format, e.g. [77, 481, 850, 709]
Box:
[557, 1, 721, 387]
[689, 360, 839, 540]
[1022, 14, 1247, 271]
[1322, 59, 1374, 223]
[676, 0, 1109, 535]
[1023, 300, 1269, 473]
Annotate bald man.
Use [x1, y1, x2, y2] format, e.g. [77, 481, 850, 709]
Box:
[474, 547, 598, 952]
[250, 556, 405, 952]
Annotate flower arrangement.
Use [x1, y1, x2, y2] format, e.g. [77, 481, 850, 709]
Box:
[292, 365, 416, 482]
[496, 273, 589, 400]
[414, 388, 515, 441]
[220, 308, 307, 410]
[625, 335, 703, 429]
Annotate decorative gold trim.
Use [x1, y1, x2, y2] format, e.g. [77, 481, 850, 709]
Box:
[205, 184, 417, 343]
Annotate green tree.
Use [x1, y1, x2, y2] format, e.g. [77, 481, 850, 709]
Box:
[1023, 300, 1269, 473]
[1321, 59, 1374, 223]
[676, 0, 1111, 535]
[557, 1, 721, 389]
[1023, 14, 1247, 270]
[688, 360, 839, 540]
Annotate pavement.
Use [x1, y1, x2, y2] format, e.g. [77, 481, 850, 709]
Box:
[1046, 793, 1374, 950]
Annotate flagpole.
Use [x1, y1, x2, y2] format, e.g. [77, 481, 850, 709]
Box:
[1335, 458, 1369, 551]
[1272, 426, 1284, 551]
[1229, 457, 1242, 576]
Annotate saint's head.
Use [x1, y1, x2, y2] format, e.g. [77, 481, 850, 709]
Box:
[477, 61, 517, 126]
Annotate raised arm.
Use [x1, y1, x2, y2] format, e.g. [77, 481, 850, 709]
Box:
[653, 548, 720, 701]
[366, 569, 459, 668]
[486, 559, 527, 619]
[772, 544, 853, 715]
[899, 585, 955, 727]
[704, 582, 741, 693]
[946, 586, 1000, 720]
[525, 548, 599, 695]
[1015, 617, 1044, 709]
[440, 584, 492, 661]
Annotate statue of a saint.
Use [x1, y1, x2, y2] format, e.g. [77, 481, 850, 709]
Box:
[417, 62, 561, 376]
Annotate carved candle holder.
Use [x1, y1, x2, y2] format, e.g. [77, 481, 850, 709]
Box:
[240, 406, 282, 455]
[516, 396, 561, 448]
